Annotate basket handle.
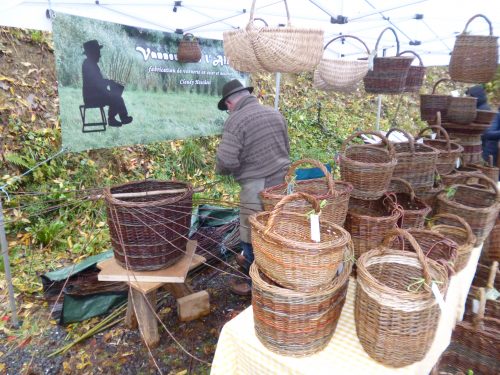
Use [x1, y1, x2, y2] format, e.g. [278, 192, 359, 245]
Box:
[265, 192, 321, 233]
[388, 177, 416, 200]
[341, 130, 395, 157]
[463, 14, 493, 36]
[249, 0, 291, 26]
[286, 158, 334, 194]
[487, 261, 498, 290]
[431, 78, 453, 94]
[374, 27, 400, 57]
[398, 50, 423, 66]
[455, 172, 499, 197]
[430, 213, 475, 246]
[381, 228, 433, 286]
[416, 125, 452, 151]
[323, 35, 370, 56]
[386, 128, 416, 154]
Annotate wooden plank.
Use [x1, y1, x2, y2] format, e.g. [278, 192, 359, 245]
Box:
[129, 288, 159, 348]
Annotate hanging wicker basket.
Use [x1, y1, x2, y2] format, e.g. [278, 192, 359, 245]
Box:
[104, 180, 193, 271]
[177, 33, 202, 63]
[449, 14, 499, 83]
[398, 50, 426, 92]
[428, 213, 476, 273]
[250, 255, 351, 357]
[356, 228, 449, 367]
[420, 79, 452, 124]
[363, 27, 414, 94]
[436, 173, 500, 245]
[250, 192, 352, 292]
[416, 122, 464, 176]
[315, 35, 370, 91]
[259, 158, 352, 226]
[339, 131, 397, 200]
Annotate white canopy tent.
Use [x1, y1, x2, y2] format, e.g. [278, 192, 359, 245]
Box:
[0, 0, 499, 66]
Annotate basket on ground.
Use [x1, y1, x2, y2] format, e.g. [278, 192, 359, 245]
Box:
[339, 131, 397, 200]
[104, 180, 193, 271]
[436, 173, 500, 245]
[259, 158, 352, 226]
[449, 14, 498, 83]
[250, 255, 351, 357]
[355, 228, 449, 367]
[250, 192, 352, 292]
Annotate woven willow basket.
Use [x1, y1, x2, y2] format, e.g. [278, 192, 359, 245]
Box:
[250, 192, 352, 292]
[449, 14, 498, 83]
[470, 155, 500, 182]
[483, 214, 500, 263]
[475, 109, 498, 124]
[356, 228, 449, 368]
[177, 33, 202, 63]
[414, 175, 445, 216]
[399, 50, 426, 93]
[250, 255, 351, 357]
[447, 96, 477, 125]
[428, 213, 476, 273]
[316, 35, 370, 91]
[339, 131, 397, 200]
[420, 79, 452, 124]
[313, 69, 358, 92]
[259, 158, 352, 226]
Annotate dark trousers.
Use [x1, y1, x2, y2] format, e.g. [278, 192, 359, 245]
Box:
[84, 92, 128, 119]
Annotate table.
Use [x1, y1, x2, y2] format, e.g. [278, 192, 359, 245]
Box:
[211, 245, 482, 375]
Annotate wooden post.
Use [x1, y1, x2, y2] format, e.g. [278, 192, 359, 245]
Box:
[129, 288, 159, 348]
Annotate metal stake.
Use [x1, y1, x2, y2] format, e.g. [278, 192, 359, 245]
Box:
[376, 94, 382, 131]
[274, 72, 281, 111]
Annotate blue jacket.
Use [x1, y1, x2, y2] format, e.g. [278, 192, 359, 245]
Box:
[482, 112, 500, 166]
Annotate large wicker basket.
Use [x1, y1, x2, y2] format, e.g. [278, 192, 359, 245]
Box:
[363, 27, 414, 94]
[449, 14, 498, 83]
[316, 35, 370, 91]
[355, 228, 449, 367]
[250, 192, 352, 292]
[339, 131, 397, 200]
[436, 173, 500, 245]
[420, 79, 451, 124]
[386, 128, 439, 189]
[416, 123, 463, 176]
[250, 256, 351, 357]
[345, 197, 401, 259]
[259, 158, 352, 226]
[428, 213, 476, 273]
[399, 50, 426, 93]
[104, 180, 193, 271]
[447, 96, 477, 125]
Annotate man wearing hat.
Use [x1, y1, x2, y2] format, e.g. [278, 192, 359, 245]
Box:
[216, 79, 290, 295]
[82, 39, 133, 127]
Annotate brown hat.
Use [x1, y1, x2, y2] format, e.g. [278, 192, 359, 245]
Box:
[218, 79, 253, 110]
[83, 40, 103, 55]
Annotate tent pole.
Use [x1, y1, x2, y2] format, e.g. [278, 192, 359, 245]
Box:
[0, 198, 19, 328]
[274, 72, 281, 111]
[376, 94, 382, 131]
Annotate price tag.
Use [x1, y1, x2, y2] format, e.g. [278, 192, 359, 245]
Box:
[472, 298, 479, 314]
[431, 282, 445, 312]
[310, 214, 320, 243]
[287, 182, 294, 195]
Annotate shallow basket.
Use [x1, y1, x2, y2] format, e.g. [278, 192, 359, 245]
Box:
[250, 192, 352, 292]
[259, 158, 352, 226]
[339, 131, 397, 200]
[436, 173, 500, 245]
[428, 213, 476, 273]
[449, 14, 498, 83]
[420, 79, 451, 124]
[250, 256, 351, 357]
[104, 180, 193, 271]
[355, 228, 449, 368]
[384, 178, 431, 229]
[344, 197, 401, 259]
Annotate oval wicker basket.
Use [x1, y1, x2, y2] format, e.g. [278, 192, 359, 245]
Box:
[436, 173, 500, 245]
[449, 14, 498, 83]
[104, 180, 193, 271]
[420, 79, 451, 124]
[363, 27, 414, 94]
[250, 255, 351, 357]
[250, 192, 352, 292]
[416, 123, 464, 176]
[259, 158, 352, 226]
[428, 213, 476, 273]
[313, 69, 359, 93]
[355, 228, 449, 367]
[177, 33, 202, 63]
[398, 50, 426, 93]
[386, 128, 439, 189]
[316, 35, 370, 90]
[384, 178, 431, 229]
[339, 131, 397, 200]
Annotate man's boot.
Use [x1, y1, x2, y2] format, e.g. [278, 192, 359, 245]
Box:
[120, 114, 133, 125]
[108, 116, 122, 127]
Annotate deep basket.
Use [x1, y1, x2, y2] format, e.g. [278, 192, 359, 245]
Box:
[105, 180, 193, 271]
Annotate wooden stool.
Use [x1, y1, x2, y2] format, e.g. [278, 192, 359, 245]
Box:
[79, 104, 107, 133]
[97, 240, 209, 347]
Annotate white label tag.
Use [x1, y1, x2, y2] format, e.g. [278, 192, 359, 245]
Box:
[455, 158, 461, 168]
[472, 298, 480, 314]
[431, 282, 445, 312]
[310, 214, 320, 242]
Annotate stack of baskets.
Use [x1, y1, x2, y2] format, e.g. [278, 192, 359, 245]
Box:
[104, 180, 193, 271]
[250, 192, 353, 356]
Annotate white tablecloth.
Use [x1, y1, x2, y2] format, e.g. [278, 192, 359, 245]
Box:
[211, 245, 482, 375]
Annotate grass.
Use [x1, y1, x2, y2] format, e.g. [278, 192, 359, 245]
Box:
[59, 87, 227, 152]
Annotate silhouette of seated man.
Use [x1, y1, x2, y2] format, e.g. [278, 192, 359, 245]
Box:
[82, 40, 133, 127]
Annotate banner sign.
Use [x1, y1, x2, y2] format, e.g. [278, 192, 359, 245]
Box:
[52, 13, 248, 152]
